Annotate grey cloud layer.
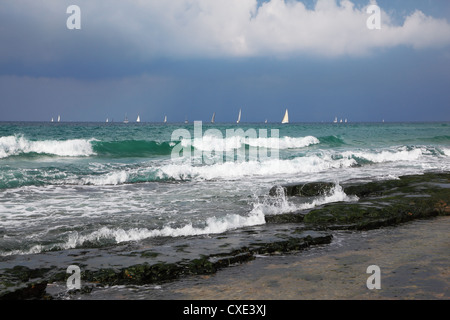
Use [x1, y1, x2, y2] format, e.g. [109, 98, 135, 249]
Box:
[1, 0, 450, 65]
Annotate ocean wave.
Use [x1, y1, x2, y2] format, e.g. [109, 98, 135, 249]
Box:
[156, 155, 357, 181]
[251, 183, 358, 216]
[0, 184, 356, 256]
[425, 135, 450, 143]
[184, 135, 320, 152]
[0, 212, 266, 256]
[0, 135, 95, 159]
[0, 134, 319, 160]
[342, 147, 424, 164]
[442, 148, 450, 157]
[1, 144, 447, 189]
[80, 171, 129, 186]
[92, 140, 175, 158]
[70, 212, 265, 245]
[318, 135, 346, 147]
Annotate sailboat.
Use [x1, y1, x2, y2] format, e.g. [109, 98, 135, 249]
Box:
[57, 115, 61, 123]
[51, 117, 54, 122]
[106, 118, 109, 123]
[282, 109, 289, 124]
[236, 109, 241, 124]
[333, 117, 338, 123]
[136, 115, 140, 123]
[184, 116, 188, 124]
[265, 119, 267, 124]
[211, 112, 215, 124]
[163, 115, 167, 123]
[123, 114, 129, 124]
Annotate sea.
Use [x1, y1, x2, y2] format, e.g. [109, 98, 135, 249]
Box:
[0, 121, 449, 298]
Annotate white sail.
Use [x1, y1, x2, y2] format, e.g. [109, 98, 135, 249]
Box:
[136, 115, 140, 122]
[333, 117, 337, 123]
[236, 109, 241, 124]
[51, 118, 54, 122]
[265, 119, 267, 123]
[106, 118, 109, 123]
[57, 115, 60, 122]
[211, 112, 215, 123]
[123, 114, 129, 123]
[282, 109, 289, 124]
[164, 115, 167, 123]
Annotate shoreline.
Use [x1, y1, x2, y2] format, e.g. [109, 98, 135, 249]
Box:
[1, 172, 449, 300]
[139, 215, 450, 300]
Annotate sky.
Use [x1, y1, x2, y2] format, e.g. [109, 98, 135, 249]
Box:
[0, 0, 450, 123]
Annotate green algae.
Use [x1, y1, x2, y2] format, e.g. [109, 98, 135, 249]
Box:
[293, 173, 450, 230]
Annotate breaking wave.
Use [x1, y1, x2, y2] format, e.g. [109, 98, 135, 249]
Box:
[250, 183, 359, 216]
[185, 135, 320, 151]
[0, 212, 266, 256]
[0, 135, 95, 158]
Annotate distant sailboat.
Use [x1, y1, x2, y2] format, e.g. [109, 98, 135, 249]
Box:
[57, 115, 61, 123]
[265, 119, 268, 124]
[236, 109, 241, 124]
[106, 118, 109, 123]
[164, 115, 167, 123]
[123, 114, 129, 124]
[345, 118, 347, 123]
[184, 116, 188, 124]
[51, 117, 54, 122]
[333, 117, 338, 123]
[211, 112, 215, 124]
[282, 109, 289, 124]
[340, 118, 343, 123]
[136, 115, 140, 123]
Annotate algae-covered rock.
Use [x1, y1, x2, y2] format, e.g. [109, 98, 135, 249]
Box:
[0, 266, 54, 300]
[304, 172, 450, 230]
[0, 282, 48, 300]
[2, 173, 448, 299]
[266, 172, 450, 231]
[265, 212, 305, 224]
[269, 182, 335, 197]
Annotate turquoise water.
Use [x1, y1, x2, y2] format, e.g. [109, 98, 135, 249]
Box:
[0, 121, 449, 256]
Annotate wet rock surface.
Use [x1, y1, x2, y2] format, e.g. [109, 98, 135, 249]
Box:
[1, 172, 449, 299]
[267, 172, 450, 230]
[269, 182, 335, 197]
[0, 225, 332, 299]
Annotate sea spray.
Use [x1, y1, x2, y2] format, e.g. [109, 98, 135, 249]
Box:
[0, 135, 95, 158]
[172, 121, 282, 164]
[0, 212, 267, 255]
[250, 183, 359, 216]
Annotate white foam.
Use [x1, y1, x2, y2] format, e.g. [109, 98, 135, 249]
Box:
[185, 135, 320, 152]
[443, 148, 450, 156]
[251, 184, 359, 216]
[55, 213, 267, 251]
[81, 171, 129, 186]
[0, 245, 46, 257]
[0, 135, 95, 158]
[342, 147, 423, 163]
[158, 155, 356, 181]
[0, 210, 268, 256]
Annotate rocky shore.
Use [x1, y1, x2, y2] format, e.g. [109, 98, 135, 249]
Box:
[1, 172, 449, 300]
